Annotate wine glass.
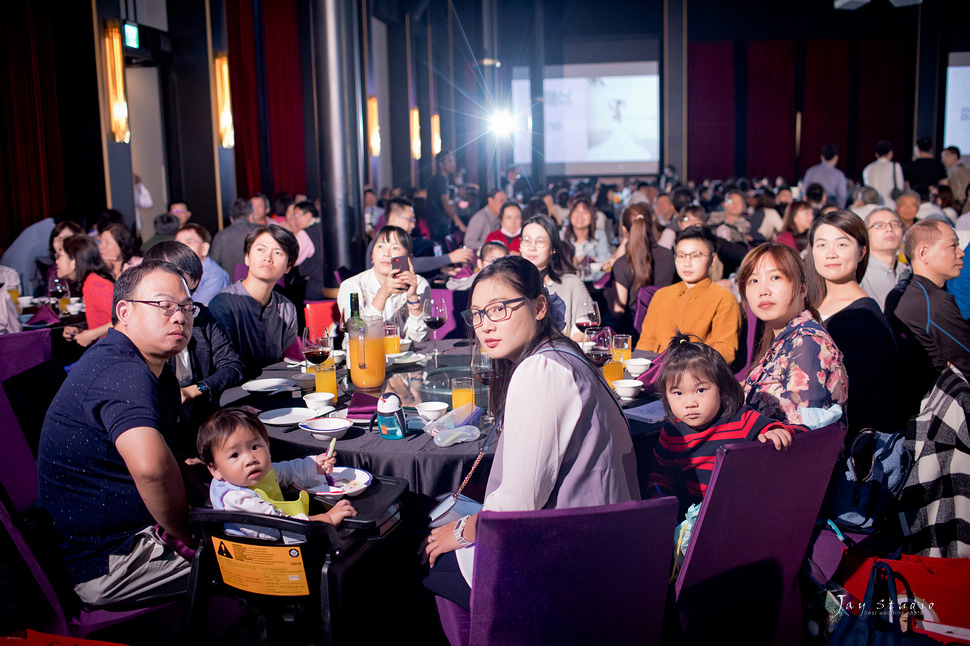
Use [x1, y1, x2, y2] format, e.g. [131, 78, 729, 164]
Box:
[471, 343, 497, 426]
[575, 298, 601, 335]
[49, 277, 68, 315]
[302, 327, 333, 377]
[424, 297, 448, 356]
[583, 327, 613, 368]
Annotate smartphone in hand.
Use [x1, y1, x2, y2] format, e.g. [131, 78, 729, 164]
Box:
[391, 255, 408, 276]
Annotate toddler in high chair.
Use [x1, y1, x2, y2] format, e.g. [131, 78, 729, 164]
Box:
[198, 408, 356, 525]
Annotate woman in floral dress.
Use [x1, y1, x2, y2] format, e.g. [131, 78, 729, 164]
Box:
[737, 243, 848, 426]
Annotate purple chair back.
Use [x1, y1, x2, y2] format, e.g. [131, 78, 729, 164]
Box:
[0, 328, 51, 382]
[429, 288, 459, 339]
[467, 498, 677, 646]
[632, 285, 660, 333]
[675, 423, 846, 645]
[0, 390, 36, 514]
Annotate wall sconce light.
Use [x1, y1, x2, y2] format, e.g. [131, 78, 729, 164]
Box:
[431, 113, 442, 156]
[103, 21, 129, 144]
[214, 54, 235, 149]
[410, 107, 421, 160]
[367, 96, 381, 157]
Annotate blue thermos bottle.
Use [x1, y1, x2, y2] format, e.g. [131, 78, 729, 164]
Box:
[371, 393, 406, 440]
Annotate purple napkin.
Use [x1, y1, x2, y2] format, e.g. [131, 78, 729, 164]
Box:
[27, 305, 59, 325]
[635, 349, 665, 394]
[348, 390, 380, 420]
[594, 274, 611, 290]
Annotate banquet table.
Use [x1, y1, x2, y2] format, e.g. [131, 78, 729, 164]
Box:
[220, 338, 494, 500]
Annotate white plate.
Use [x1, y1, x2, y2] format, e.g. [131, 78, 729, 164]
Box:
[385, 352, 407, 359]
[257, 407, 316, 426]
[242, 378, 297, 393]
[306, 467, 373, 497]
[394, 352, 427, 365]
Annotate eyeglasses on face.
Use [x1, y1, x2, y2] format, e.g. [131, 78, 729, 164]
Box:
[868, 221, 902, 231]
[126, 300, 199, 318]
[674, 251, 709, 264]
[520, 236, 549, 249]
[461, 297, 527, 327]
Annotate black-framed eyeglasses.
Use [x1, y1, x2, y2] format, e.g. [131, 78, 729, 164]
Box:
[869, 221, 902, 231]
[461, 297, 527, 327]
[127, 300, 199, 318]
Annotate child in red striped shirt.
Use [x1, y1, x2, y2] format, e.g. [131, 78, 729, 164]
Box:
[648, 333, 804, 515]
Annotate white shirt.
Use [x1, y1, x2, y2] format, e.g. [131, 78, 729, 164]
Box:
[336, 267, 430, 342]
[862, 157, 904, 210]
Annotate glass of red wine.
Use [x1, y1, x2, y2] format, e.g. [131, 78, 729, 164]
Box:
[424, 297, 448, 356]
[583, 327, 613, 367]
[302, 327, 332, 377]
[471, 343, 497, 426]
[575, 298, 601, 334]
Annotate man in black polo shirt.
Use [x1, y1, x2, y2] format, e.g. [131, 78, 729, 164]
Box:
[37, 261, 194, 607]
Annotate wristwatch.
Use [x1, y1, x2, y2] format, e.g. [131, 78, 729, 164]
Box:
[196, 382, 210, 398]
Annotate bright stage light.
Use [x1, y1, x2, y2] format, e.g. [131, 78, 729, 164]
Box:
[489, 111, 514, 137]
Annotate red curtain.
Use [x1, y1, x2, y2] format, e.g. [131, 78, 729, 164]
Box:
[745, 40, 797, 181]
[687, 42, 735, 183]
[0, 3, 65, 249]
[262, 0, 306, 196]
[800, 39, 850, 183]
[226, 0, 261, 198]
[853, 38, 909, 181]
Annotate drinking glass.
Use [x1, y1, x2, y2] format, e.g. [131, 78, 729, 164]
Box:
[383, 321, 401, 354]
[471, 343, 497, 425]
[583, 327, 613, 367]
[451, 377, 475, 410]
[611, 334, 632, 366]
[302, 328, 333, 392]
[48, 277, 68, 315]
[424, 297, 448, 356]
[575, 298, 601, 335]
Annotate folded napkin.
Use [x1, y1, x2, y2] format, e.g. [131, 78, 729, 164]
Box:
[594, 273, 611, 290]
[27, 305, 59, 325]
[348, 390, 380, 420]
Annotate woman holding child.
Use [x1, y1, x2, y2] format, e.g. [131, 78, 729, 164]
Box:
[422, 255, 639, 608]
[738, 243, 848, 426]
[805, 210, 899, 436]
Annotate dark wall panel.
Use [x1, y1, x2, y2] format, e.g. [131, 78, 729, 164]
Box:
[853, 37, 911, 181]
[745, 40, 796, 181]
[263, 0, 307, 195]
[227, 0, 261, 198]
[800, 38, 850, 184]
[687, 42, 734, 182]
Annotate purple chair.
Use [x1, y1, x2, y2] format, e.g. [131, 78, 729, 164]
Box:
[632, 285, 661, 333]
[438, 498, 678, 646]
[675, 423, 846, 645]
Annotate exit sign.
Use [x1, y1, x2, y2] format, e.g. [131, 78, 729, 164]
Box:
[124, 23, 139, 49]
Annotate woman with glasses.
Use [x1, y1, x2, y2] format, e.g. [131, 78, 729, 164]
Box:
[606, 204, 675, 335]
[143, 242, 244, 442]
[805, 211, 898, 437]
[860, 208, 908, 311]
[519, 214, 592, 340]
[422, 255, 639, 612]
[58, 235, 116, 347]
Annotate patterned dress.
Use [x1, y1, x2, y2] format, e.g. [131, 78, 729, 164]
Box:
[742, 310, 848, 425]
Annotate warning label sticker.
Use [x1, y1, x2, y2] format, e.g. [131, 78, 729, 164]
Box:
[211, 537, 309, 596]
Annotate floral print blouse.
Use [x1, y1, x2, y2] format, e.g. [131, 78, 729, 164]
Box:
[742, 310, 848, 425]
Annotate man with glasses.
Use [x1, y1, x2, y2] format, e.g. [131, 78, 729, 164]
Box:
[37, 261, 195, 607]
[635, 226, 739, 363]
[861, 208, 909, 312]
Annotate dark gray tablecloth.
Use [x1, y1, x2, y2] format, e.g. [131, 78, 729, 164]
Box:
[221, 339, 493, 500]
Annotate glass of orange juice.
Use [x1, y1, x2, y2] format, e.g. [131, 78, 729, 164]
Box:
[451, 377, 475, 410]
[611, 334, 632, 365]
[315, 363, 338, 396]
[603, 360, 624, 388]
[383, 322, 401, 354]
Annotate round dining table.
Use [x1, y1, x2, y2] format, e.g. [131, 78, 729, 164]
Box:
[219, 338, 494, 501]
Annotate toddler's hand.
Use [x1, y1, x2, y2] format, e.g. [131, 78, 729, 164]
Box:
[326, 499, 357, 525]
[313, 453, 337, 474]
[758, 428, 792, 450]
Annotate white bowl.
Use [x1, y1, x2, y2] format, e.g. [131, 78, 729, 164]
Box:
[69, 297, 82, 304]
[331, 350, 346, 365]
[17, 296, 33, 308]
[399, 339, 412, 351]
[303, 392, 336, 411]
[67, 304, 83, 315]
[415, 401, 449, 421]
[299, 417, 353, 439]
[613, 379, 643, 399]
[624, 358, 652, 378]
